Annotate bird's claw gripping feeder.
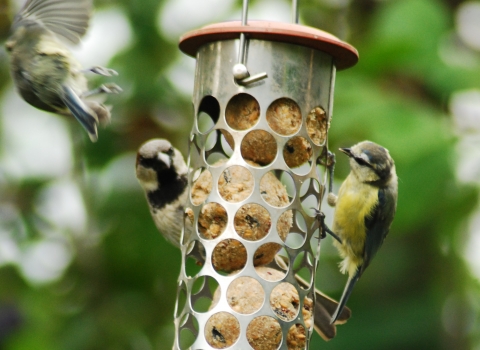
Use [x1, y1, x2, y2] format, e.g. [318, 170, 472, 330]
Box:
[175, 1, 358, 348]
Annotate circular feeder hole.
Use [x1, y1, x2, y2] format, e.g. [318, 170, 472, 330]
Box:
[212, 239, 247, 273]
[205, 129, 234, 166]
[247, 316, 282, 350]
[282, 210, 306, 249]
[197, 95, 220, 134]
[185, 240, 205, 277]
[178, 313, 199, 350]
[198, 202, 227, 240]
[266, 97, 302, 136]
[227, 276, 265, 314]
[191, 168, 212, 206]
[256, 263, 288, 283]
[287, 324, 307, 350]
[205, 312, 240, 349]
[253, 242, 282, 267]
[226, 93, 260, 130]
[241, 130, 277, 166]
[260, 170, 295, 207]
[306, 106, 328, 146]
[205, 129, 235, 166]
[234, 203, 271, 241]
[283, 136, 313, 172]
[218, 165, 254, 203]
[191, 276, 220, 313]
[270, 282, 300, 321]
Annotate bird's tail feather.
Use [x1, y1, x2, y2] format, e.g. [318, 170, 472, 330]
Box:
[62, 85, 98, 142]
[330, 268, 361, 324]
[294, 273, 352, 340]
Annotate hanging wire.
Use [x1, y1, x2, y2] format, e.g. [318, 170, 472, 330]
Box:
[292, 0, 299, 24]
[238, 0, 249, 66]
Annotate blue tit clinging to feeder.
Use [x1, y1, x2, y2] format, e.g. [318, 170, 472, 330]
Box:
[329, 140, 398, 324]
[5, 0, 122, 142]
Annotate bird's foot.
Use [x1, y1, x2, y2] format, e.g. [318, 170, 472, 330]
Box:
[83, 66, 118, 76]
[313, 208, 342, 244]
[318, 149, 336, 199]
[82, 83, 123, 98]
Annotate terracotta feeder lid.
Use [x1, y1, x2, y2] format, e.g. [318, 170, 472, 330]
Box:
[179, 20, 358, 70]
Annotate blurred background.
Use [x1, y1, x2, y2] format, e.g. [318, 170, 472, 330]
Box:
[0, 0, 480, 348]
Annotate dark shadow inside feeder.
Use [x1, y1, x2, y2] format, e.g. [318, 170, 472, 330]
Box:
[197, 95, 220, 134]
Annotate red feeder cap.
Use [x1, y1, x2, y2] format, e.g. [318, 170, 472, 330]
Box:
[179, 21, 358, 70]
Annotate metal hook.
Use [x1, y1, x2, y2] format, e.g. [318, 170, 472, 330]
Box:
[233, 0, 268, 85]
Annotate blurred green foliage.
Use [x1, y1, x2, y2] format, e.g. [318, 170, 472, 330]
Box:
[0, 0, 480, 349]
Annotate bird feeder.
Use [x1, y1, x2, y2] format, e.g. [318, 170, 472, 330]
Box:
[175, 1, 358, 348]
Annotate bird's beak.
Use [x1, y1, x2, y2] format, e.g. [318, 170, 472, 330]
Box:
[157, 152, 172, 168]
[339, 148, 352, 157]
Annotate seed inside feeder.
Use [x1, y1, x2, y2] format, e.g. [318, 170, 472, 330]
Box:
[210, 267, 312, 350]
[226, 93, 260, 130]
[198, 203, 227, 240]
[240, 130, 277, 166]
[283, 136, 313, 168]
[205, 312, 240, 349]
[306, 106, 329, 146]
[267, 98, 302, 136]
[189, 160, 293, 272]
[247, 316, 282, 350]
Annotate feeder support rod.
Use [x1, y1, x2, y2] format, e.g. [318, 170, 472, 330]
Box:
[233, 0, 268, 84]
[238, 0, 248, 66]
[292, 0, 299, 23]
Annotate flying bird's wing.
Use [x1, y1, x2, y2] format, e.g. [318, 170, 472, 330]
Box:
[13, 0, 91, 45]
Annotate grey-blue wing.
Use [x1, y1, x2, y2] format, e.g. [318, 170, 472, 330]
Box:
[362, 187, 396, 274]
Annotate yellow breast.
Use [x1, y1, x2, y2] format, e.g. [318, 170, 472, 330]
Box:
[332, 174, 378, 274]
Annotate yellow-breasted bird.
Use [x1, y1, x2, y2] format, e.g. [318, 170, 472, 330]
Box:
[329, 140, 398, 324]
[5, 0, 122, 142]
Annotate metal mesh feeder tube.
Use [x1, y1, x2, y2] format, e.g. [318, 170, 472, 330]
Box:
[175, 21, 358, 349]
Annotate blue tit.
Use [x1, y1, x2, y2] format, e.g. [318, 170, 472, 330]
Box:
[135, 138, 352, 340]
[330, 140, 398, 324]
[5, 0, 122, 142]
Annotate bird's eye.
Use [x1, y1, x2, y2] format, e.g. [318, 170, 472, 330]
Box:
[166, 147, 174, 156]
[354, 157, 370, 167]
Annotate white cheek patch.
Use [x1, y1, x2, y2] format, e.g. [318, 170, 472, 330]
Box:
[359, 152, 370, 164]
[157, 152, 171, 168]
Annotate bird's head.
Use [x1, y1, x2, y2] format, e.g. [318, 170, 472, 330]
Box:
[136, 139, 187, 192]
[340, 141, 395, 185]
